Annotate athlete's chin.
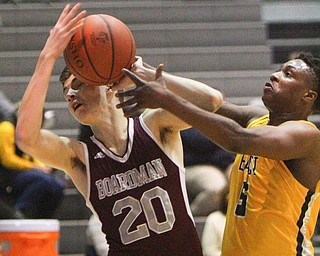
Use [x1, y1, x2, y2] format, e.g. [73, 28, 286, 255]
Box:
[69, 109, 86, 124]
[261, 93, 272, 103]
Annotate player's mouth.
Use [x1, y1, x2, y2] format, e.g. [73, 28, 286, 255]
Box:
[264, 82, 273, 91]
[71, 101, 82, 112]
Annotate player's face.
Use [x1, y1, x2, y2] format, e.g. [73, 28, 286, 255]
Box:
[63, 74, 108, 124]
[262, 59, 313, 112]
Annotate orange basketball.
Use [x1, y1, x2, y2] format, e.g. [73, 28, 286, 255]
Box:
[63, 14, 136, 86]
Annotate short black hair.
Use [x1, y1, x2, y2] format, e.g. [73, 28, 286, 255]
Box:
[295, 53, 320, 111]
[59, 66, 72, 86]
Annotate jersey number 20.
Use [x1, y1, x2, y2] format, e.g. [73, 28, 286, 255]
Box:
[112, 186, 176, 245]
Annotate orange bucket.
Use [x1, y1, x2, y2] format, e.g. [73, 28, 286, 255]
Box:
[0, 219, 59, 256]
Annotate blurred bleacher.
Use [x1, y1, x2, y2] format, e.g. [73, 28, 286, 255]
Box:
[0, 0, 319, 255]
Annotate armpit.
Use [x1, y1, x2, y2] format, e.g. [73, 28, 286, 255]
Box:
[71, 157, 86, 174]
[160, 127, 173, 144]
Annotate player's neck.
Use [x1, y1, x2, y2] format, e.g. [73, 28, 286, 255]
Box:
[268, 111, 308, 125]
[91, 116, 128, 154]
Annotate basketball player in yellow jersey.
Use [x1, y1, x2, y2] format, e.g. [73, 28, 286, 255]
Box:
[116, 53, 320, 255]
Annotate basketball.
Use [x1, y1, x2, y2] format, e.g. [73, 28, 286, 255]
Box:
[63, 14, 136, 86]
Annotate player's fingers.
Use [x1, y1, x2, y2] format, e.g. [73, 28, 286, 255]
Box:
[59, 5, 85, 38]
[115, 88, 138, 99]
[64, 3, 82, 23]
[56, 4, 70, 25]
[132, 56, 143, 68]
[123, 104, 145, 118]
[67, 12, 86, 34]
[122, 68, 145, 87]
[155, 64, 164, 81]
[116, 96, 139, 109]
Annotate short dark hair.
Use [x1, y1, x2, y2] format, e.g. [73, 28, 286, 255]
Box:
[59, 66, 72, 86]
[295, 53, 320, 111]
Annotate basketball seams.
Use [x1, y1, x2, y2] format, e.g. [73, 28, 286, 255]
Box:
[124, 25, 136, 71]
[64, 14, 136, 86]
[63, 19, 104, 85]
[84, 15, 110, 82]
[99, 14, 115, 84]
[107, 23, 136, 83]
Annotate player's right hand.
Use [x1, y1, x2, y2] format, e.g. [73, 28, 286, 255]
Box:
[116, 64, 167, 117]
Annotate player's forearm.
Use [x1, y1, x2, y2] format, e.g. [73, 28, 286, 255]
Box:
[161, 92, 244, 153]
[16, 53, 56, 151]
[162, 73, 223, 112]
[131, 60, 223, 112]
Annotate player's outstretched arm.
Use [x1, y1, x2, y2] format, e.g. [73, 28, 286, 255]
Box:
[116, 66, 244, 146]
[125, 58, 223, 113]
[116, 62, 223, 117]
[117, 67, 320, 162]
[159, 70, 223, 113]
[16, 3, 86, 172]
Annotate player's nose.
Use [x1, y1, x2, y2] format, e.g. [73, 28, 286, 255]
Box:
[66, 88, 79, 101]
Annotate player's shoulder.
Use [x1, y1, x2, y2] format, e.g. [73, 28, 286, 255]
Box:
[282, 119, 319, 132]
[141, 108, 186, 137]
[283, 119, 320, 157]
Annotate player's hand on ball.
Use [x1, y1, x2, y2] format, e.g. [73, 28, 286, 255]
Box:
[116, 64, 167, 117]
[43, 3, 86, 60]
[111, 57, 144, 91]
[112, 57, 161, 92]
[131, 57, 158, 82]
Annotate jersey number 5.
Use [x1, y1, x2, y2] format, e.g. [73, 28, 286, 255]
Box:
[235, 181, 249, 217]
[112, 186, 176, 245]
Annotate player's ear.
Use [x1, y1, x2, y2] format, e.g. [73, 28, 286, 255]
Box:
[304, 90, 318, 103]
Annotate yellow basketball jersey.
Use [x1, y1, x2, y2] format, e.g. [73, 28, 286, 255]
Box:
[221, 115, 320, 256]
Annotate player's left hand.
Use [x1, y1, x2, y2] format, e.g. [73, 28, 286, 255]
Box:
[116, 64, 167, 117]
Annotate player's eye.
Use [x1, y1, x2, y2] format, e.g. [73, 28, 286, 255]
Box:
[71, 84, 80, 90]
[284, 71, 292, 78]
[71, 80, 86, 90]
